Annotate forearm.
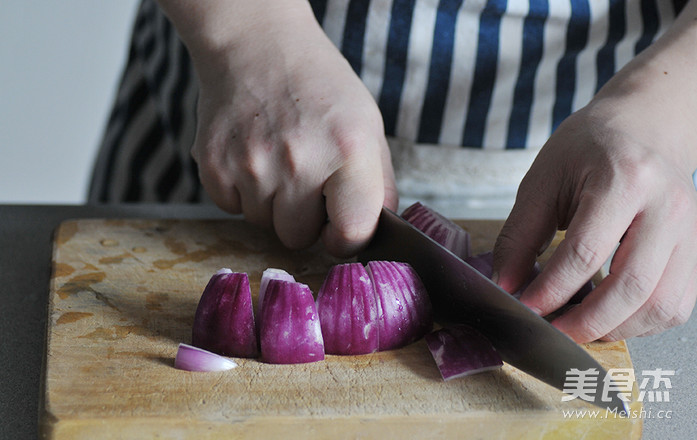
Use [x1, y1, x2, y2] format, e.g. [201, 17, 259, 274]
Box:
[154, 0, 324, 74]
[593, 0, 697, 170]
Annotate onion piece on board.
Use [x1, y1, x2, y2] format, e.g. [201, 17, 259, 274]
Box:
[260, 279, 325, 364]
[316, 263, 379, 355]
[258, 268, 295, 314]
[401, 202, 471, 260]
[367, 261, 433, 351]
[174, 343, 238, 372]
[256, 268, 296, 333]
[192, 269, 258, 358]
[425, 325, 502, 381]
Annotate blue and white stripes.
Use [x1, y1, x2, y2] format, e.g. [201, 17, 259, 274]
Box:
[311, 0, 684, 150]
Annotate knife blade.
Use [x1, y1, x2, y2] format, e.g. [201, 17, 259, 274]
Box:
[358, 207, 628, 413]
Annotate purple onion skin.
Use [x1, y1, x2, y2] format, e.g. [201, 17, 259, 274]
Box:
[192, 271, 258, 358]
[367, 261, 433, 351]
[401, 202, 471, 260]
[425, 325, 502, 380]
[316, 263, 379, 355]
[256, 268, 296, 337]
[260, 279, 325, 364]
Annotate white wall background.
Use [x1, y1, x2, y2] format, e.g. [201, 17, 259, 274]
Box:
[0, 1, 140, 203]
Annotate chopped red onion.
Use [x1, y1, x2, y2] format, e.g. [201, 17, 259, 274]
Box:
[192, 269, 258, 358]
[316, 263, 379, 355]
[367, 261, 433, 351]
[174, 343, 238, 372]
[425, 325, 502, 380]
[260, 280, 325, 364]
[258, 268, 295, 314]
[401, 202, 471, 260]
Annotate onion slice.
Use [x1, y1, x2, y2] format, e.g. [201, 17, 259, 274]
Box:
[260, 279, 325, 364]
[401, 202, 471, 260]
[192, 269, 258, 358]
[174, 343, 238, 372]
[367, 261, 433, 351]
[425, 325, 502, 380]
[316, 263, 379, 355]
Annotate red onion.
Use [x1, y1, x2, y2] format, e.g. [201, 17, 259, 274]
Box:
[401, 202, 471, 260]
[192, 269, 258, 358]
[174, 343, 238, 372]
[425, 325, 502, 380]
[367, 261, 433, 351]
[257, 268, 295, 314]
[260, 279, 325, 364]
[256, 268, 295, 334]
[316, 263, 379, 355]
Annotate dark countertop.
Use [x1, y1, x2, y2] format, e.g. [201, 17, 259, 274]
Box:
[1, 204, 693, 439]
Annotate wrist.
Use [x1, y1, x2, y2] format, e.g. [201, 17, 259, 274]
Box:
[156, 0, 322, 74]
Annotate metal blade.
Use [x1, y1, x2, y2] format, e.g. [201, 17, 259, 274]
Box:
[358, 207, 628, 413]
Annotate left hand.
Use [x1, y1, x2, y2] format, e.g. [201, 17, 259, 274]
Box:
[492, 15, 697, 342]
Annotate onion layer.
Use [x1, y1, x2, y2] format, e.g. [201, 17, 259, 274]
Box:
[401, 202, 471, 260]
[260, 279, 325, 364]
[316, 263, 379, 355]
[174, 343, 238, 372]
[425, 325, 502, 380]
[192, 269, 258, 358]
[367, 261, 433, 351]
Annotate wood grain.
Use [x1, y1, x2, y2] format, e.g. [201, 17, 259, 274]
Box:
[40, 219, 642, 439]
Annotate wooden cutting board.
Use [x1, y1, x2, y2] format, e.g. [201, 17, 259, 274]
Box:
[40, 218, 642, 439]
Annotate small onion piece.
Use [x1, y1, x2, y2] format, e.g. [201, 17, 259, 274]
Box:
[367, 261, 433, 351]
[258, 268, 296, 315]
[425, 325, 502, 380]
[260, 280, 325, 364]
[192, 269, 258, 358]
[316, 263, 379, 355]
[401, 202, 471, 260]
[174, 343, 238, 372]
[256, 268, 296, 334]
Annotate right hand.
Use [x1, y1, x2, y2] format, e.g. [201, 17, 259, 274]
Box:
[188, 5, 398, 257]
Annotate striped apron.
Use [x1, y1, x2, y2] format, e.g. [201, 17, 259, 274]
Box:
[88, 0, 686, 210]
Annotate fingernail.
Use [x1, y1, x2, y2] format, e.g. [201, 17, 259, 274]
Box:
[491, 271, 500, 284]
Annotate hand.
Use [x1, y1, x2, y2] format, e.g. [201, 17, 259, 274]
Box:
[492, 20, 697, 342]
[187, 5, 397, 257]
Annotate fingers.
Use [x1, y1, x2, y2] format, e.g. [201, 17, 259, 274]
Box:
[321, 152, 386, 258]
[517, 186, 637, 321]
[607, 253, 697, 340]
[637, 281, 696, 337]
[272, 184, 326, 250]
[550, 207, 679, 342]
[492, 170, 558, 296]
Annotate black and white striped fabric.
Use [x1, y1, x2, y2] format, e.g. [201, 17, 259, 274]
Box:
[89, 0, 686, 203]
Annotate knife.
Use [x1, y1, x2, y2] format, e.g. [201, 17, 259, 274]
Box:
[358, 207, 628, 413]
